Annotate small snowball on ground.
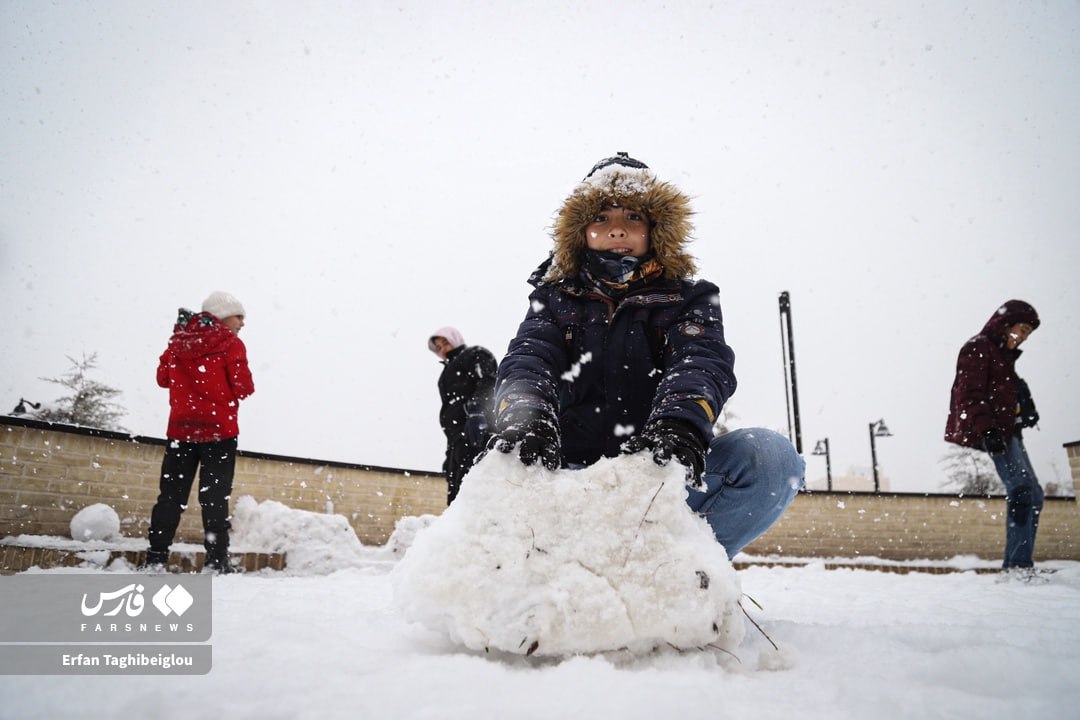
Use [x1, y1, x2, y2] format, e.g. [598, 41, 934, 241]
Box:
[69, 503, 120, 541]
[756, 642, 799, 671]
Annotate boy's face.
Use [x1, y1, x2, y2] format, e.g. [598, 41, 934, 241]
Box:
[1005, 323, 1033, 350]
[222, 315, 245, 335]
[585, 205, 650, 258]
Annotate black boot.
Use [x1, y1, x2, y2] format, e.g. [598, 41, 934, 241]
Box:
[141, 549, 169, 571]
[203, 528, 234, 574]
[202, 553, 235, 574]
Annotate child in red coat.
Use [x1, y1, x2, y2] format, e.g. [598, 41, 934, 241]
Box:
[144, 291, 255, 573]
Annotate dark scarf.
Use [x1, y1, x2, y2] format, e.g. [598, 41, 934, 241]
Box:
[580, 250, 664, 297]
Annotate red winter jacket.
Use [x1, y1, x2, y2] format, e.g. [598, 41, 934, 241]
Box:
[944, 300, 1039, 449]
[157, 312, 255, 442]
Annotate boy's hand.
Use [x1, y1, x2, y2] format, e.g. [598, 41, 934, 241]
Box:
[491, 406, 561, 471]
[982, 429, 1007, 455]
[624, 418, 706, 487]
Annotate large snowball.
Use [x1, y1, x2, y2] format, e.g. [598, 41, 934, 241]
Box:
[391, 451, 745, 657]
[69, 503, 121, 541]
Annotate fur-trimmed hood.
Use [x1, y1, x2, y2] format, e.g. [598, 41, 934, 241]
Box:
[544, 157, 696, 282]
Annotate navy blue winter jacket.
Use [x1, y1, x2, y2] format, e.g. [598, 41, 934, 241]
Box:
[496, 260, 736, 467]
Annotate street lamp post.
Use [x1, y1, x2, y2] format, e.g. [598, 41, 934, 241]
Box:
[868, 419, 892, 492]
[778, 291, 802, 454]
[812, 438, 832, 491]
[11, 398, 41, 416]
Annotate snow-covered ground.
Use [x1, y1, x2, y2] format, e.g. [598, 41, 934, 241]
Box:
[3, 560, 1078, 720]
[3, 454, 1079, 719]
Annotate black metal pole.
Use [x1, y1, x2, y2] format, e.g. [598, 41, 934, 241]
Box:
[824, 438, 832, 491]
[869, 422, 880, 493]
[778, 291, 802, 454]
[778, 295, 792, 446]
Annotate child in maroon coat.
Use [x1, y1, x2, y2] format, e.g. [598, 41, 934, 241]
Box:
[945, 299, 1043, 571]
[144, 291, 255, 573]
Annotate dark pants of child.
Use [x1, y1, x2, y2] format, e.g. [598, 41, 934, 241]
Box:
[147, 437, 237, 568]
[445, 439, 482, 506]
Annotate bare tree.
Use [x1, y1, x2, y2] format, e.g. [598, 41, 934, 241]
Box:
[36, 353, 128, 432]
[939, 444, 1002, 495]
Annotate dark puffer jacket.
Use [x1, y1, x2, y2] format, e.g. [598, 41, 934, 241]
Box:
[944, 299, 1040, 449]
[495, 158, 736, 466]
[438, 344, 497, 451]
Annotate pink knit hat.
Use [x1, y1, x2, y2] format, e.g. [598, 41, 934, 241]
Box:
[428, 326, 464, 353]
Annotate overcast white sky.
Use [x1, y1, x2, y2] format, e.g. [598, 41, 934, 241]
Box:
[2, 1, 1078, 493]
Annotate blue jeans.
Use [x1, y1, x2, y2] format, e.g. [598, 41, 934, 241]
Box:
[990, 435, 1044, 568]
[686, 428, 805, 559]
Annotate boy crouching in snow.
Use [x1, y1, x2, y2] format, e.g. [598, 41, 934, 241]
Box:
[490, 153, 805, 558]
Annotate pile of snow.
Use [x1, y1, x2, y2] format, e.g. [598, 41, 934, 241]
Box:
[230, 495, 377, 574]
[392, 451, 745, 657]
[386, 514, 437, 557]
[69, 503, 120, 541]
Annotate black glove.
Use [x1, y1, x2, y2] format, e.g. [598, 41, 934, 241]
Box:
[1016, 378, 1039, 429]
[491, 405, 561, 471]
[623, 418, 707, 487]
[464, 400, 490, 450]
[982, 429, 1007, 455]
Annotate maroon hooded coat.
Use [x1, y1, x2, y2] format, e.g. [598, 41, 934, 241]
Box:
[944, 300, 1040, 449]
[157, 312, 255, 442]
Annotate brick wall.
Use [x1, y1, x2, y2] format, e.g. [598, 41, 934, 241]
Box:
[2, 418, 1078, 562]
[0, 418, 445, 547]
[741, 489, 1078, 561]
[1068, 441, 1080, 497]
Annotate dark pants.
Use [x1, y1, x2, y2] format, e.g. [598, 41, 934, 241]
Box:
[148, 437, 237, 560]
[445, 440, 481, 506]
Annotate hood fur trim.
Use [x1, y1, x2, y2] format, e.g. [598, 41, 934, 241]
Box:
[547, 165, 696, 282]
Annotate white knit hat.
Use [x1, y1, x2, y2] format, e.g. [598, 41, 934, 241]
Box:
[202, 291, 246, 320]
[428, 326, 464, 353]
